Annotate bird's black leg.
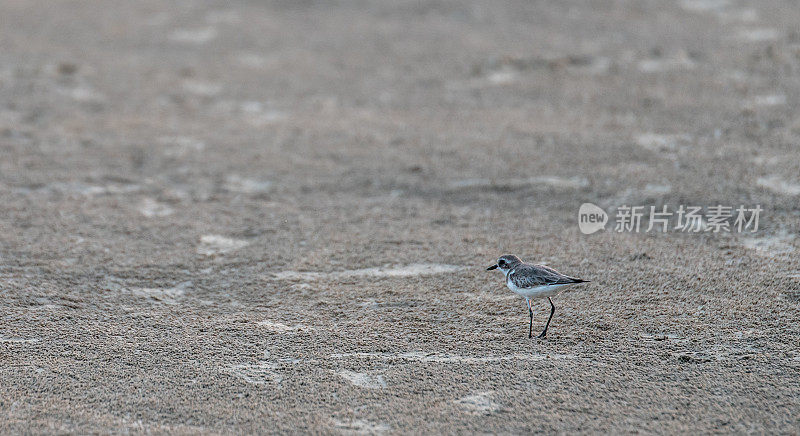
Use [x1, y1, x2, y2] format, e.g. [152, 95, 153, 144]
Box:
[538, 297, 555, 339]
[527, 299, 533, 339]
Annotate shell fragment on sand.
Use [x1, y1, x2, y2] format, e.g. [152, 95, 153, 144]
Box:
[256, 320, 311, 333]
[138, 198, 174, 218]
[329, 351, 576, 363]
[271, 264, 466, 281]
[455, 392, 501, 414]
[130, 282, 192, 305]
[197, 235, 249, 256]
[448, 176, 589, 190]
[336, 370, 387, 389]
[223, 175, 273, 194]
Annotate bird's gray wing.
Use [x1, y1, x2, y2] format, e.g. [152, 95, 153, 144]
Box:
[510, 264, 585, 289]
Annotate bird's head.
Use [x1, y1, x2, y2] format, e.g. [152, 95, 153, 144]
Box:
[487, 254, 522, 274]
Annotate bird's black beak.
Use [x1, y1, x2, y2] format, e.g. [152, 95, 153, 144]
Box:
[487, 264, 498, 270]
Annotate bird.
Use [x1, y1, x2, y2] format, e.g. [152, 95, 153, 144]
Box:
[487, 254, 589, 339]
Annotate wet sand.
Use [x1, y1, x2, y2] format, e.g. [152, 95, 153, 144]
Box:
[1, 0, 799, 433]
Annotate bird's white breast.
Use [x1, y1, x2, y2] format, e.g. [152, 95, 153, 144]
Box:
[506, 274, 568, 299]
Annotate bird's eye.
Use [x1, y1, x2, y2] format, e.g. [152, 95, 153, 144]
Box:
[498, 260, 505, 266]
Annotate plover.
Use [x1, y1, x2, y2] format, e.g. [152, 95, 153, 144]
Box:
[487, 254, 589, 338]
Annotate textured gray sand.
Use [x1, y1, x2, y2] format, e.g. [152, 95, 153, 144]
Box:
[1, 0, 799, 433]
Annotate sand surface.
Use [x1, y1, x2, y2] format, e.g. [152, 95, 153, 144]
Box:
[1, 0, 799, 433]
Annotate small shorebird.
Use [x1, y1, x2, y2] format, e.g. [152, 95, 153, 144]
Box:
[487, 254, 589, 338]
